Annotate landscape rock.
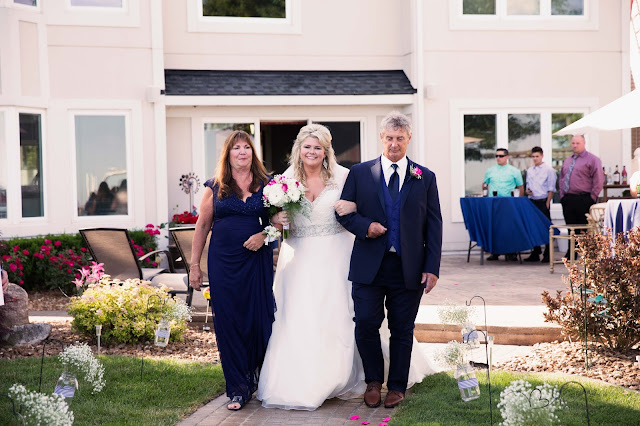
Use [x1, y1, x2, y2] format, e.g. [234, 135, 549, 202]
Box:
[0, 323, 52, 347]
[0, 283, 29, 329]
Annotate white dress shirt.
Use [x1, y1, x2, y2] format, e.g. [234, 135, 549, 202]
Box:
[381, 155, 408, 192]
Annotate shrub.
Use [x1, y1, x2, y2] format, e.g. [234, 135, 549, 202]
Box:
[542, 229, 640, 351]
[67, 277, 191, 345]
[0, 243, 29, 286]
[32, 239, 91, 293]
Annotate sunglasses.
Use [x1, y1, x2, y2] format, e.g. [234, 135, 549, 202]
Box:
[495, 154, 507, 158]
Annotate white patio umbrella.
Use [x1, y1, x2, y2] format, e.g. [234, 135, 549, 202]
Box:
[554, 89, 640, 136]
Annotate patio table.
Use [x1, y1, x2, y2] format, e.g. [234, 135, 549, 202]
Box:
[460, 196, 552, 264]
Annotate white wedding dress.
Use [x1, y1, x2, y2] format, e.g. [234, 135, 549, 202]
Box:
[256, 165, 435, 411]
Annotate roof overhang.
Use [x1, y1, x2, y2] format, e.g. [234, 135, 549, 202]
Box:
[163, 94, 415, 107]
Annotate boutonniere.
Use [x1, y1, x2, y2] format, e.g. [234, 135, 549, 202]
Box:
[409, 165, 423, 179]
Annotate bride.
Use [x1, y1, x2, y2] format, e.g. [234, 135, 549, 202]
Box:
[257, 123, 434, 410]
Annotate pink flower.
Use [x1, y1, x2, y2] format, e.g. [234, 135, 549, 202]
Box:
[81, 247, 87, 252]
[22, 249, 29, 255]
[73, 278, 83, 288]
[44, 239, 52, 244]
[9, 264, 17, 272]
[282, 183, 288, 193]
[54, 241, 62, 247]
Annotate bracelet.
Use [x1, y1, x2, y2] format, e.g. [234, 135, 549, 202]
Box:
[191, 263, 200, 267]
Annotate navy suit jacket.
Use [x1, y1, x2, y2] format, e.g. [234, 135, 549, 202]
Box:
[336, 156, 442, 289]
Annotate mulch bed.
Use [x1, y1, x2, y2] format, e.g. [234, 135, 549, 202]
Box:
[13, 292, 640, 391]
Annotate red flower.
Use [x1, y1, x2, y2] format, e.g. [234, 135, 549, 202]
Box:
[9, 264, 17, 272]
[22, 249, 29, 255]
[44, 239, 52, 244]
[81, 247, 87, 252]
[54, 241, 62, 247]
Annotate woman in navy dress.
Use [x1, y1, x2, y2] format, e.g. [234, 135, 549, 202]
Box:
[189, 130, 275, 411]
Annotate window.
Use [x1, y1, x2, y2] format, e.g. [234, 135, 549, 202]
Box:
[464, 115, 497, 196]
[75, 115, 128, 216]
[20, 113, 43, 218]
[202, 0, 285, 18]
[204, 123, 255, 179]
[14, 0, 37, 6]
[0, 112, 6, 219]
[453, 0, 592, 30]
[69, 0, 123, 7]
[188, 0, 301, 34]
[462, 0, 583, 16]
[315, 121, 361, 169]
[461, 111, 581, 197]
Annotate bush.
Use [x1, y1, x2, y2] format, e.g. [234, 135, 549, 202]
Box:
[67, 277, 191, 345]
[0, 229, 160, 292]
[542, 229, 640, 350]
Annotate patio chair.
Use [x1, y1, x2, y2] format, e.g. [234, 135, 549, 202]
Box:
[169, 226, 210, 308]
[79, 228, 191, 303]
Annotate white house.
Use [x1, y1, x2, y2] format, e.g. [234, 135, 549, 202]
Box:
[0, 0, 634, 251]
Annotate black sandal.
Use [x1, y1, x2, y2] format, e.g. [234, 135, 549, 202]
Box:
[227, 395, 245, 411]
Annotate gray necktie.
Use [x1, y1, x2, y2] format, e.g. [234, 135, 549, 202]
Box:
[564, 155, 577, 193]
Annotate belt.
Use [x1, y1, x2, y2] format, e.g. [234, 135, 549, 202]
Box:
[566, 192, 590, 196]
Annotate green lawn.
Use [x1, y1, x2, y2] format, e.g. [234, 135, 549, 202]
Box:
[391, 371, 640, 425]
[0, 355, 224, 425]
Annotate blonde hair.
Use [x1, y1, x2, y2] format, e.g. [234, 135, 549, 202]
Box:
[213, 130, 269, 199]
[289, 123, 336, 186]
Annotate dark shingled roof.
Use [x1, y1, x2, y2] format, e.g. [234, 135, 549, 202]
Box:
[164, 70, 416, 96]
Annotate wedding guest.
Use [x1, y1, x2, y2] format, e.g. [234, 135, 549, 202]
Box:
[558, 135, 604, 258]
[189, 130, 275, 411]
[483, 148, 524, 261]
[524, 146, 556, 263]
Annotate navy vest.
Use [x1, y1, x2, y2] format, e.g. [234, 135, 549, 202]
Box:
[381, 171, 402, 256]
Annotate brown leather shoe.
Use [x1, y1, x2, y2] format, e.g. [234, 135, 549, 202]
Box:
[383, 390, 405, 408]
[364, 382, 382, 407]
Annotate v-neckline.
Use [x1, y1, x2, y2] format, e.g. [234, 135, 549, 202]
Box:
[304, 185, 327, 205]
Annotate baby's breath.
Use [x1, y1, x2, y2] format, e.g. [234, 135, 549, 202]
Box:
[8, 384, 74, 426]
[434, 340, 472, 368]
[59, 343, 105, 394]
[437, 302, 477, 326]
[498, 379, 565, 425]
[165, 298, 192, 323]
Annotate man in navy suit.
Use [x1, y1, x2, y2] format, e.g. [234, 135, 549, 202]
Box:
[336, 111, 442, 408]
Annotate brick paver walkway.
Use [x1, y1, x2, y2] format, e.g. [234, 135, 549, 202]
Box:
[178, 393, 396, 426]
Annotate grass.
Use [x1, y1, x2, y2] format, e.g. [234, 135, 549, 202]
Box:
[0, 355, 224, 425]
[390, 370, 640, 425]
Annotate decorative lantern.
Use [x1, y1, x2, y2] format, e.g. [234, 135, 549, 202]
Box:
[454, 362, 481, 402]
[154, 319, 171, 347]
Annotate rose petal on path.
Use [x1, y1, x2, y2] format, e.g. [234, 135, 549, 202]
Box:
[349, 415, 360, 420]
[383, 417, 391, 422]
[361, 422, 370, 425]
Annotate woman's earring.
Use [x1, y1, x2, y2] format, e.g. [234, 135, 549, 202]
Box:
[323, 159, 328, 169]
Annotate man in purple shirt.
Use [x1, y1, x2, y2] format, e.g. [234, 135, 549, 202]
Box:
[558, 135, 604, 257]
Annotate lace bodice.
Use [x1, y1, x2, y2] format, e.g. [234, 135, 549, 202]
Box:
[287, 165, 349, 238]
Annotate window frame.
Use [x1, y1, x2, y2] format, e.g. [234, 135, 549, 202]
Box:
[187, 0, 301, 34]
[450, 0, 597, 31]
[450, 99, 595, 222]
[70, 109, 134, 221]
[45, 0, 140, 27]
[12, 0, 40, 11]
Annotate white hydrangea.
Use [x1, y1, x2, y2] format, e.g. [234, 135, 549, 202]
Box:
[498, 379, 565, 425]
[59, 342, 105, 394]
[8, 383, 74, 426]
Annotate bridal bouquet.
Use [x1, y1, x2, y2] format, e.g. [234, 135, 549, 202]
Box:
[263, 175, 307, 238]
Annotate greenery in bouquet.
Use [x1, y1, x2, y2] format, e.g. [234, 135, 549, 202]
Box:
[498, 379, 564, 425]
[59, 342, 105, 394]
[542, 228, 640, 350]
[8, 383, 74, 426]
[68, 277, 191, 345]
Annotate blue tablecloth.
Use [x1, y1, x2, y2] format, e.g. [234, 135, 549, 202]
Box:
[460, 197, 552, 254]
[604, 199, 640, 235]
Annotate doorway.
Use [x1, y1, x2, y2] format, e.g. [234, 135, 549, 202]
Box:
[261, 121, 306, 175]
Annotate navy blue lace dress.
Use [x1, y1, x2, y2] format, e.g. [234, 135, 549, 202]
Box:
[206, 179, 275, 402]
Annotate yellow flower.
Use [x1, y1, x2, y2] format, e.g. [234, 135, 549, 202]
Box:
[203, 287, 210, 300]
